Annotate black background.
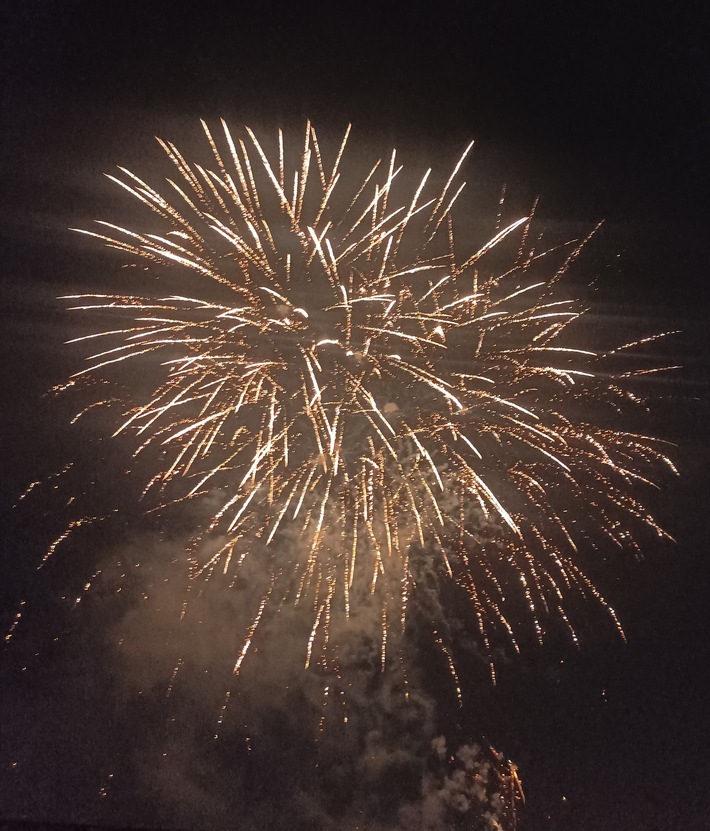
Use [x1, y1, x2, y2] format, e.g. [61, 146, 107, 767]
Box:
[1, 2, 709, 829]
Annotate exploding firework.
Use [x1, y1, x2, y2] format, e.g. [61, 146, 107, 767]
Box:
[17, 121, 675, 713]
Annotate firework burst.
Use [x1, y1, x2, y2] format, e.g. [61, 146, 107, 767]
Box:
[23, 121, 675, 710]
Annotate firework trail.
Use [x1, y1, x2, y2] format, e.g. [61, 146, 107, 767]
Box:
[21, 121, 675, 712]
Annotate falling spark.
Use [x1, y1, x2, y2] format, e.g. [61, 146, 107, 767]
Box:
[4, 600, 26, 645]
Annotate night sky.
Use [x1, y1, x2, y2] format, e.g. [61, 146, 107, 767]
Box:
[1, 2, 709, 829]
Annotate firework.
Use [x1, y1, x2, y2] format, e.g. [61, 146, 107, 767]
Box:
[25, 121, 675, 709]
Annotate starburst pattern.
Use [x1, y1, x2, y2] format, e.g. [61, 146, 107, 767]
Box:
[37, 121, 675, 701]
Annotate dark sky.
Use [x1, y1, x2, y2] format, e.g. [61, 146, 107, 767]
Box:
[1, 2, 709, 829]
